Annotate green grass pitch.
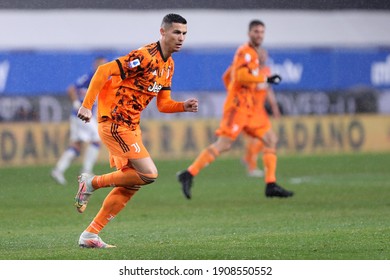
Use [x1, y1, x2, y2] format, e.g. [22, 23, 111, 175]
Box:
[0, 152, 389, 260]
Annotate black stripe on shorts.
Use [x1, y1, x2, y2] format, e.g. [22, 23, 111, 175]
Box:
[111, 123, 130, 153]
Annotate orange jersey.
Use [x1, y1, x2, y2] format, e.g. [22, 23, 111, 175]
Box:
[218, 62, 272, 140]
[222, 65, 232, 90]
[83, 41, 183, 130]
[223, 43, 267, 113]
[245, 65, 272, 135]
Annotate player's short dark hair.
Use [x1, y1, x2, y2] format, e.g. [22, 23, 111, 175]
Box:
[161, 13, 187, 28]
[249, 20, 265, 31]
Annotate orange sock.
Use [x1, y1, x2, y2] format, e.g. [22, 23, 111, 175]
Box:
[262, 148, 277, 183]
[188, 146, 219, 176]
[86, 186, 139, 234]
[92, 168, 157, 189]
[253, 140, 264, 154]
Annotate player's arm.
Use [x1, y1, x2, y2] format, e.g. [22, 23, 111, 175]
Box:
[222, 65, 232, 90]
[157, 89, 184, 113]
[157, 90, 198, 113]
[236, 66, 267, 83]
[236, 67, 282, 85]
[266, 87, 281, 119]
[81, 60, 120, 110]
[67, 84, 81, 111]
[78, 60, 121, 122]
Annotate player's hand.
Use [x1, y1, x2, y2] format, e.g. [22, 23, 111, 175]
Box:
[77, 105, 92, 123]
[267, 74, 282, 85]
[183, 98, 198, 113]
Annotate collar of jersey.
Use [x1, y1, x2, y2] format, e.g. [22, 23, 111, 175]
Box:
[156, 41, 168, 62]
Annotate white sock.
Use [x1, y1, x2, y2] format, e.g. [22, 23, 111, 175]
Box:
[82, 144, 100, 174]
[55, 148, 78, 173]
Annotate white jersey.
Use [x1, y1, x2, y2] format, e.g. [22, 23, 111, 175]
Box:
[69, 114, 100, 143]
[70, 71, 99, 143]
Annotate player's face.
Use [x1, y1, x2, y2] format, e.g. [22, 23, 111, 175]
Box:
[161, 22, 187, 54]
[248, 24, 265, 48]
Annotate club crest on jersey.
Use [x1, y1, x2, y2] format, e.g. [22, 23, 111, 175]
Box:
[245, 53, 252, 62]
[129, 59, 140, 68]
[147, 81, 163, 93]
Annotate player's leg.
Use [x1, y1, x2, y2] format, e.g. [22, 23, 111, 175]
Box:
[82, 174, 143, 234]
[81, 142, 100, 174]
[79, 186, 137, 248]
[261, 129, 293, 198]
[178, 109, 245, 199]
[177, 136, 234, 199]
[92, 157, 158, 189]
[242, 135, 264, 177]
[262, 129, 278, 183]
[75, 159, 156, 212]
[243, 112, 268, 178]
[51, 142, 81, 185]
[81, 117, 101, 174]
[188, 136, 233, 176]
[76, 122, 158, 247]
[75, 122, 156, 213]
[78, 159, 156, 248]
[51, 115, 83, 185]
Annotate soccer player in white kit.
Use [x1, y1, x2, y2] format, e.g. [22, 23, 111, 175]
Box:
[51, 57, 107, 185]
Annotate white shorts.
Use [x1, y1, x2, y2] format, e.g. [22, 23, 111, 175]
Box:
[69, 115, 100, 143]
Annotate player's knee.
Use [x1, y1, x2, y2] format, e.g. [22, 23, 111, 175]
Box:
[213, 141, 231, 153]
[219, 143, 231, 153]
[271, 134, 278, 147]
[269, 136, 278, 147]
[69, 146, 81, 156]
[137, 171, 158, 185]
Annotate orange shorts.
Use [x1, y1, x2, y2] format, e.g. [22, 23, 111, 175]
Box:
[216, 108, 271, 140]
[246, 111, 272, 138]
[98, 120, 150, 169]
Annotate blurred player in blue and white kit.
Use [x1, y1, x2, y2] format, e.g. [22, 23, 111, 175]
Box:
[51, 56, 108, 185]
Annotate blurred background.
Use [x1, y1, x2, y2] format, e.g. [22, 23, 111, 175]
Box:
[1, 0, 389, 167]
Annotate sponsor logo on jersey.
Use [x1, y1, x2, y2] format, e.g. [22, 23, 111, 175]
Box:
[147, 81, 163, 93]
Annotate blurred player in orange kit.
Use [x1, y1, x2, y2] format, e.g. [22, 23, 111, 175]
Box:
[74, 13, 198, 248]
[240, 47, 282, 178]
[177, 20, 293, 200]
